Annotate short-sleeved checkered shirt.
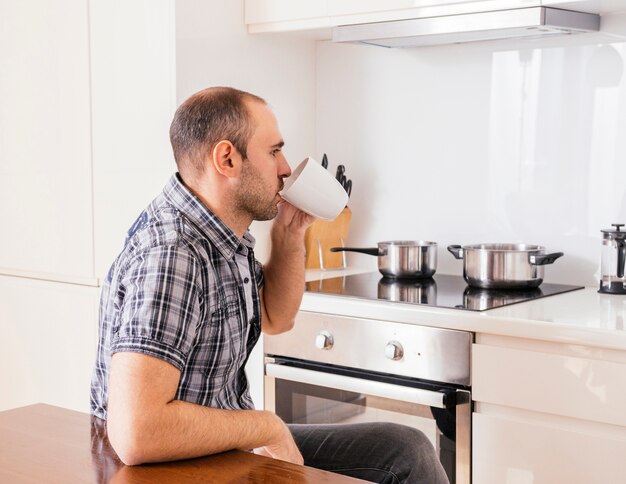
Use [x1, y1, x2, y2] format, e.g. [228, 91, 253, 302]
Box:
[90, 174, 263, 420]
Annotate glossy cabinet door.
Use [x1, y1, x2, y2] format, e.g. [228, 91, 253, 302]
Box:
[245, 0, 543, 33]
[473, 411, 626, 483]
[472, 337, 626, 483]
[0, 0, 95, 283]
[0, 275, 99, 413]
[473, 343, 626, 426]
[327, 0, 538, 17]
[0, 0, 176, 285]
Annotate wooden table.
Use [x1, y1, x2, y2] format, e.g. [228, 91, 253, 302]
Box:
[0, 404, 363, 483]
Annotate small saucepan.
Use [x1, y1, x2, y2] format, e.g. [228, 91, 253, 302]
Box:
[331, 241, 437, 279]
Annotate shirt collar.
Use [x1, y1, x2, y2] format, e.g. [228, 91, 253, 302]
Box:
[163, 173, 256, 260]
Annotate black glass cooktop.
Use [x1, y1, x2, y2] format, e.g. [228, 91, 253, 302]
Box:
[305, 272, 584, 311]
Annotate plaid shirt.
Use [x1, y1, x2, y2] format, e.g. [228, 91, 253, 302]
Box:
[90, 174, 263, 420]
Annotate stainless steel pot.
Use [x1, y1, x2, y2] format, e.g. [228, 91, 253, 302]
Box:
[447, 243, 563, 289]
[331, 241, 437, 279]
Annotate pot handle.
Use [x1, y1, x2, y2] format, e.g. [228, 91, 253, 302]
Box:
[330, 247, 380, 256]
[529, 252, 564, 266]
[447, 245, 464, 260]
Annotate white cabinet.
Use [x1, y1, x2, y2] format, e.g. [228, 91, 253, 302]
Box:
[245, 0, 544, 33]
[0, 0, 95, 283]
[0, 275, 100, 413]
[0, 0, 175, 411]
[327, 0, 540, 23]
[0, 0, 176, 285]
[474, 411, 626, 483]
[473, 343, 626, 426]
[472, 335, 626, 483]
[246, 0, 626, 35]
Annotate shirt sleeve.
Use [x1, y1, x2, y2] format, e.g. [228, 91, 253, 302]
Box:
[110, 244, 202, 371]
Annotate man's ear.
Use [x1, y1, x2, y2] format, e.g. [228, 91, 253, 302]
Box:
[211, 140, 242, 177]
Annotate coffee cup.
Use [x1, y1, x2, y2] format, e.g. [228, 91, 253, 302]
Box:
[280, 157, 349, 220]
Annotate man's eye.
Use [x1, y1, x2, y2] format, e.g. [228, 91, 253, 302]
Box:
[271, 149, 280, 156]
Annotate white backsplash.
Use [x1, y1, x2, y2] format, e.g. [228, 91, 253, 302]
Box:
[315, 29, 626, 287]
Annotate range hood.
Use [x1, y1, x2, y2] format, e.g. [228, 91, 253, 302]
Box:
[332, 7, 600, 47]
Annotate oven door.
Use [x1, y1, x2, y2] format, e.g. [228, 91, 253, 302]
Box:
[265, 357, 470, 484]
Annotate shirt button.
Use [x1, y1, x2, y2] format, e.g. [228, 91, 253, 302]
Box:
[244, 277, 250, 284]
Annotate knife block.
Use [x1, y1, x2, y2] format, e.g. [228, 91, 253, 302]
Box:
[304, 207, 352, 270]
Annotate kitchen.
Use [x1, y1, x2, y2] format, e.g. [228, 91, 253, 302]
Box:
[1, 0, 626, 482]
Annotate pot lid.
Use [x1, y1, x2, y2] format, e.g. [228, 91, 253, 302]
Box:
[601, 223, 626, 239]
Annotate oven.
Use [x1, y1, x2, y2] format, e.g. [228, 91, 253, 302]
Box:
[264, 311, 472, 484]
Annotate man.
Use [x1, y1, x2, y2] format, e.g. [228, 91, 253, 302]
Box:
[90, 86, 448, 483]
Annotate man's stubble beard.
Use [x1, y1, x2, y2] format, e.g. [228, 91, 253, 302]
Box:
[236, 160, 283, 222]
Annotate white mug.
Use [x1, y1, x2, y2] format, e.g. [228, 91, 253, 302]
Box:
[280, 157, 349, 220]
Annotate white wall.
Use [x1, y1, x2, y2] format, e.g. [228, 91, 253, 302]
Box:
[316, 26, 626, 287]
[175, 0, 317, 407]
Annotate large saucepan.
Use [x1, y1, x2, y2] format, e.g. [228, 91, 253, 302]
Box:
[447, 243, 563, 289]
[331, 241, 437, 279]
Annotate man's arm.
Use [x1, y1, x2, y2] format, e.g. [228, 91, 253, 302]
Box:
[106, 352, 303, 466]
[261, 201, 315, 335]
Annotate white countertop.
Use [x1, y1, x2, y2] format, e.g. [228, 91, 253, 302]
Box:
[302, 268, 626, 351]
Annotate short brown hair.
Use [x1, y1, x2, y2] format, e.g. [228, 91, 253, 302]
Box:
[169, 86, 266, 173]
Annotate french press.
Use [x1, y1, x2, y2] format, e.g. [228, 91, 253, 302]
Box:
[599, 223, 626, 294]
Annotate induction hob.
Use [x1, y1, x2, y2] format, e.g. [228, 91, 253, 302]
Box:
[305, 272, 584, 311]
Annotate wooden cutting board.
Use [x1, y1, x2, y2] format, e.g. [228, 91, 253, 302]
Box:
[304, 207, 352, 269]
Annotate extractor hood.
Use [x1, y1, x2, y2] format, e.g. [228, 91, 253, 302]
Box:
[332, 7, 600, 47]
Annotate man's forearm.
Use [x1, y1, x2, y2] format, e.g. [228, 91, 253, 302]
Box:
[108, 400, 288, 465]
[262, 224, 307, 334]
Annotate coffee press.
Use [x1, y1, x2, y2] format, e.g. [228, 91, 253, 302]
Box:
[599, 223, 626, 294]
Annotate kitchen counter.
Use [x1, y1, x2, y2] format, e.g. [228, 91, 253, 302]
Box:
[303, 268, 626, 351]
[0, 404, 363, 483]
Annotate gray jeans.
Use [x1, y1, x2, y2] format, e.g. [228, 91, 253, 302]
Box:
[288, 422, 449, 484]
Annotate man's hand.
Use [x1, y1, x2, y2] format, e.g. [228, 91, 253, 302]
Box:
[273, 199, 316, 235]
[253, 414, 303, 465]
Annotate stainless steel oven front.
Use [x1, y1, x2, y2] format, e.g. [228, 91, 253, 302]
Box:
[264, 312, 472, 484]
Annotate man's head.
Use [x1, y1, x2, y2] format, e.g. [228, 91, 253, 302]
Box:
[170, 87, 292, 226]
[169, 86, 265, 175]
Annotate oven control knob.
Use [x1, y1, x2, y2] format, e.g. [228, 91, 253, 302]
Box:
[315, 330, 334, 350]
[385, 341, 404, 361]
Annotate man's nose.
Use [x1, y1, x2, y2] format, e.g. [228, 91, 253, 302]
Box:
[279, 156, 292, 178]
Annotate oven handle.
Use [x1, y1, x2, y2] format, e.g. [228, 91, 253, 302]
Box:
[265, 362, 446, 409]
